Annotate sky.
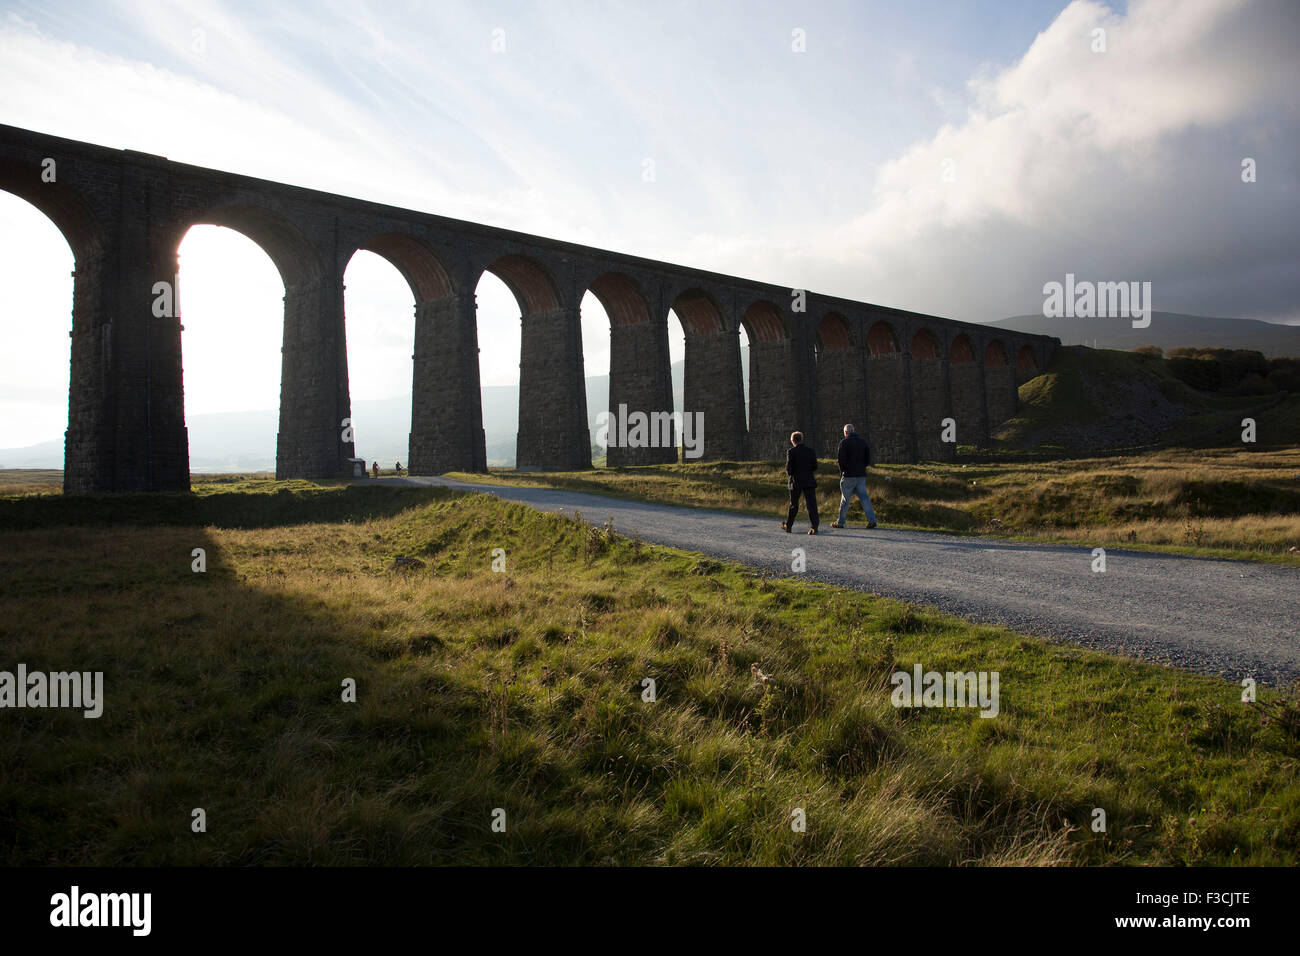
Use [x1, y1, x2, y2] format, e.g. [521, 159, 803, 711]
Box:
[0, 0, 1297, 449]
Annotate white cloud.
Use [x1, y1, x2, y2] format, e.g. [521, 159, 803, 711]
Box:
[810, 0, 1300, 322]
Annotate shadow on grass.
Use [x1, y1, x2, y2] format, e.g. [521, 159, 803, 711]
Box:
[0, 483, 456, 531]
[0, 521, 556, 865]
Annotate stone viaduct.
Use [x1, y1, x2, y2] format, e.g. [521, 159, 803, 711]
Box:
[0, 125, 1058, 492]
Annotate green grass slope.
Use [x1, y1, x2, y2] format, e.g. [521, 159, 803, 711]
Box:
[1, 483, 1297, 865]
[994, 347, 1286, 453]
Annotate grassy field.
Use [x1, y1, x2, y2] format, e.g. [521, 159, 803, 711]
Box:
[0, 469, 63, 497]
[439, 447, 1300, 566]
[1, 481, 1297, 865]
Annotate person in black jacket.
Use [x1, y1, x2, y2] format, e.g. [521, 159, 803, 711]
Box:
[782, 431, 819, 535]
[829, 423, 878, 529]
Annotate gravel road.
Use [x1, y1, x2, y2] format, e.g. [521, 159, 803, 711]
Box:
[395, 476, 1300, 685]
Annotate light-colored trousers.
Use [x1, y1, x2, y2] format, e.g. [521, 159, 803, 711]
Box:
[838, 476, 877, 525]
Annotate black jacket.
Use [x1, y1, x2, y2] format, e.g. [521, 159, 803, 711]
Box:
[786, 442, 818, 490]
[837, 432, 872, 477]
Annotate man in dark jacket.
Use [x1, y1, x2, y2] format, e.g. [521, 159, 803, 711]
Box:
[782, 431, 819, 535]
[830, 423, 878, 529]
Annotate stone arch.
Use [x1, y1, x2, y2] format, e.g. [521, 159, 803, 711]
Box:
[817, 312, 853, 350]
[178, 205, 340, 481]
[910, 327, 939, 360]
[740, 299, 787, 343]
[741, 299, 796, 459]
[815, 312, 863, 455]
[950, 333, 976, 364]
[356, 232, 455, 301]
[865, 319, 907, 461]
[867, 320, 899, 355]
[483, 253, 584, 470]
[0, 157, 98, 262]
[345, 234, 458, 473]
[1017, 345, 1038, 375]
[185, 204, 324, 289]
[909, 326, 950, 460]
[590, 272, 673, 466]
[984, 339, 1017, 431]
[668, 287, 742, 459]
[588, 271, 651, 327]
[948, 332, 986, 444]
[0, 163, 88, 491]
[670, 287, 727, 335]
[483, 253, 562, 315]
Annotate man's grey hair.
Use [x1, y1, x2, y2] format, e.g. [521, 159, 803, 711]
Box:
[843, 424, 856, 434]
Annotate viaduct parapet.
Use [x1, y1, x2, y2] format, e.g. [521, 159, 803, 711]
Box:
[0, 125, 1058, 492]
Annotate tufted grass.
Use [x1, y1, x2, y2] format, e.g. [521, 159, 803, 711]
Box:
[0, 483, 1296, 865]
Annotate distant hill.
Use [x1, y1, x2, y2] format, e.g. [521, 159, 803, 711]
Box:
[0, 437, 63, 471]
[990, 312, 1300, 357]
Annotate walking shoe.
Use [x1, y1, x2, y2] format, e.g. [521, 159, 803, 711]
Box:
[781, 522, 791, 532]
[808, 527, 818, 535]
[867, 521, 877, 529]
[830, 522, 844, 529]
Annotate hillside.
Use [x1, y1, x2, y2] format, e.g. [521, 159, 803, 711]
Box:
[993, 346, 1297, 453]
[990, 311, 1300, 357]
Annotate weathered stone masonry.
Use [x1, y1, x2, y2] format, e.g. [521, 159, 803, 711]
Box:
[0, 125, 1058, 492]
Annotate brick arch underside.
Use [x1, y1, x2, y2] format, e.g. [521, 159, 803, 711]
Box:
[948, 334, 987, 444]
[485, 253, 561, 316]
[671, 289, 725, 336]
[0, 158, 98, 262]
[359, 233, 454, 301]
[184, 205, 347, 480]
[743, 301, 798, 460]
[908, 327, 950, 461]
[981, 337, 1017, 434]
[1017, 345, 1038, 376]
[381, 235, 482, 477]
[985, 341, 1017, 433]
[591, 272, 673, 466]
[950, 334, 975, 363]
[911, 328, 939, 360]
[1, 160, 110, 491]
[670, 289, 743, 460]
[862, 321, 907, 461]
[187, 204, 324, 291]
[589, 272, 650, 327]
[485, 253, 586, 470]
[817, 313, 853, 350]
[816, 313, 864, 457]
[867, 320, 900, 355]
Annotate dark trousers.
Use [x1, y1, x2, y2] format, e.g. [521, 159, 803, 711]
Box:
[787, 486, 819, 529]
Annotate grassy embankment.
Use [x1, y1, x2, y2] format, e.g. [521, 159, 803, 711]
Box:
[991, 346, 1300, 454]
[1, 481, 1297, 864]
